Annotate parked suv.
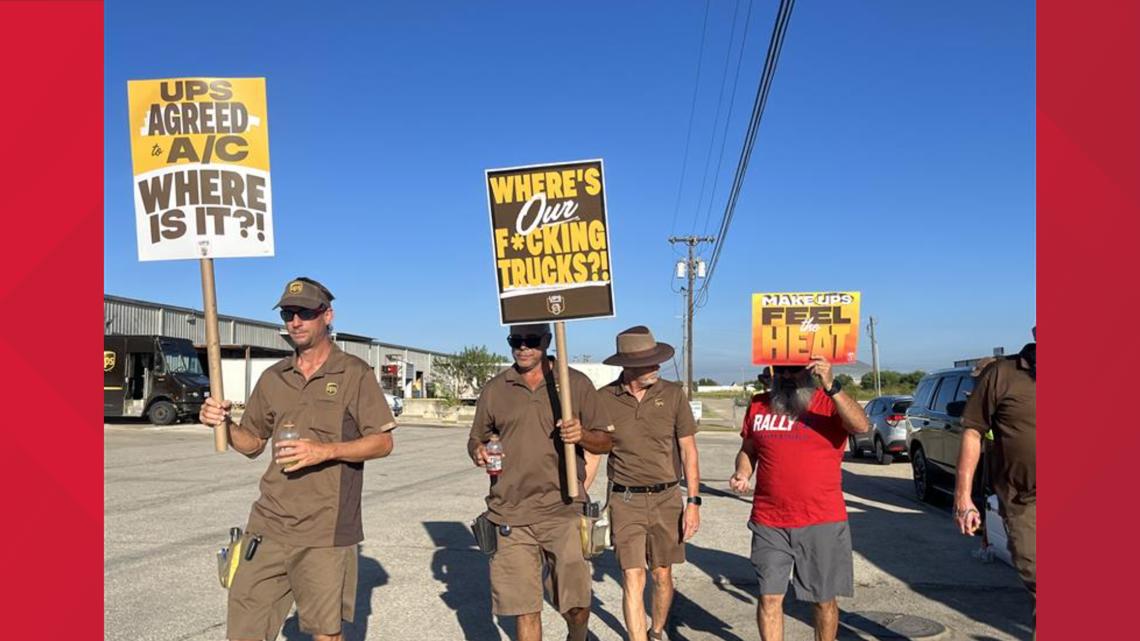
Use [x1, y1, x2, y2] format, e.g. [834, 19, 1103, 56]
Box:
[850, 395, 913, 465]
[905, 367, 980, 503]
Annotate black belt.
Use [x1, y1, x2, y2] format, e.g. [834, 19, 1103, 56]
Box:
[612, 481, 679, 494]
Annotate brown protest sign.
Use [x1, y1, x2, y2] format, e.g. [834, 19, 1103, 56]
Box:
[485, 159, 614, 325]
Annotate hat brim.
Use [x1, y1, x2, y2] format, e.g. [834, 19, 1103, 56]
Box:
[603, 343, 675, 367]
[275, 295, 327, 309]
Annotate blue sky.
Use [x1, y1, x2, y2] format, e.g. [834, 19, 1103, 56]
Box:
[104, 1, 1035, 383]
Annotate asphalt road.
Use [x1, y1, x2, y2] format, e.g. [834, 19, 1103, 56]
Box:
[104, 423, 1031, 641]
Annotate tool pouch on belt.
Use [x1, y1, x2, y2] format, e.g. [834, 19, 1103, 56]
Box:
[216, 527, 244, 589]
[471, 512, 498, 556]
[579, 501, 610, 559]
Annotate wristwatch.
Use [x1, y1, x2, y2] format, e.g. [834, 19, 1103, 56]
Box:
[686, 496, 702, 506]
[824, 378, 843, 397]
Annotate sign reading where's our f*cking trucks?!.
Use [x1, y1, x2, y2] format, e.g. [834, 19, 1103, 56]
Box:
[486, 159, 615, 324]
[129, 77, 273, 261]
[752, 292, 861, 365]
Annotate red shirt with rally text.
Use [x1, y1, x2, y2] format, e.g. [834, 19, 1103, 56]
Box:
[741, 389, 848, 528]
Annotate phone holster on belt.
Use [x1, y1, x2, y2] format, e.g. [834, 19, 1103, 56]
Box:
[471, 512, 498, 556]
[579, 501, 611, 559]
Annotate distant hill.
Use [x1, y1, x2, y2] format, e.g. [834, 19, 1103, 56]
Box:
[703, 359, 876, 387]
[835, 360, 873, 379]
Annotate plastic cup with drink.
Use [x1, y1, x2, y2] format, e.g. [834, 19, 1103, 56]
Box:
[276, 422, 301, 472]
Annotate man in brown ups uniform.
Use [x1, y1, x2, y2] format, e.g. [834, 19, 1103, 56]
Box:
[467, 322, 614, 641]
[597, 326, 700, 641]
[200, 277, 397, 641]
[955, 325, 1036, 636]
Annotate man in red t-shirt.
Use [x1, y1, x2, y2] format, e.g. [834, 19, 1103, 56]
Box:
[729, 356, 870, 641]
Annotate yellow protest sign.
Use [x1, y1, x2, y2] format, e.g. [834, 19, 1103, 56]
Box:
[752, 292, 861, 365]
[128, 77, 273, 260]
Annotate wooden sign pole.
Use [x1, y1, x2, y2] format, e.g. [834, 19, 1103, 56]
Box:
[200, 258, 227, 453]
[554, 321, 578, 499]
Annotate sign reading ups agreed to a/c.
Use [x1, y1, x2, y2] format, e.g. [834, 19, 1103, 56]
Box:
[486, 160, 614, 324]
[752, 292, 861, 365]
[129, 77, 274, 261]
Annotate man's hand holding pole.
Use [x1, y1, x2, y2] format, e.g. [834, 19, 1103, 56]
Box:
[554, 322, 578, 498]
[200, 396, 263, 455]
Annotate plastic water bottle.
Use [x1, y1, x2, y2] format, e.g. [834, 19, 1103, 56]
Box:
[485, 437, 503, 477]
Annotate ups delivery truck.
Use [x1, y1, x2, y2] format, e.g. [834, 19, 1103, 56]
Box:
[104, 335, 211, 425]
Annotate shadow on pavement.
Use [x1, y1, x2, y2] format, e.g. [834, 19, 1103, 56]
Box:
[589, 550, 639, 639]
[684, 469, 1033, 641]
[593, 544, 748, 641]
[281, 545, 388, 641]
[665, 542, 752, 641]
[423, 521, 502, 641]
[838, 469, 1033, 641]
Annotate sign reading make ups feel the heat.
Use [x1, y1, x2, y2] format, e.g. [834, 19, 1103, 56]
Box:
[486, 160, 614, 324]
[129, 77, 274, 261]
[752, 292, 861, 365]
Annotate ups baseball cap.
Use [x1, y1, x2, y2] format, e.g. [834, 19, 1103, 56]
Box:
[275, 277, 334, 309]
[508, 323, 552, 337]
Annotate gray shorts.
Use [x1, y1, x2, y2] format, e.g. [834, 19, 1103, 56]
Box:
[748, 520, 854, 603]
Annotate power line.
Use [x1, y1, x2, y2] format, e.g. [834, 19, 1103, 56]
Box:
[699, 0, 796, 302]
[689, 0, 743, 236]
[701, 0, 755, 237]
[705, 0, 793, 286]
[667, 0, 712, 248]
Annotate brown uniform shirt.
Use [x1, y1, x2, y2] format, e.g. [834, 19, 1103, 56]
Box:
[238, 343, 397, 547]
[600, 378, 698, 487]
[467, 359, 613, 527]
[962, 343, 1036, 507]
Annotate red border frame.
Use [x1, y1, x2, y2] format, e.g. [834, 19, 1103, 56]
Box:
[1039, 0, 1140, 638]
[0, 0, 1132, 637]
[0, 2, 103, 639]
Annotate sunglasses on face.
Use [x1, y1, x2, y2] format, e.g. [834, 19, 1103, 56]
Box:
[507, 334, 545, 349]
[279, 307, 325, 322]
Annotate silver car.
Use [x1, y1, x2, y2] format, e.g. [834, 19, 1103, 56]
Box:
[850, 395, 913, 465]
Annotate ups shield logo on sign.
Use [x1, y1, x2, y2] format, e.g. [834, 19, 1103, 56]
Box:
[546, 295, 565, 316]
[104, 351, 117, 372]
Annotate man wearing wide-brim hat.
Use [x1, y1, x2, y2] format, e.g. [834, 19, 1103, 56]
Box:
[596, 326, 700, 641]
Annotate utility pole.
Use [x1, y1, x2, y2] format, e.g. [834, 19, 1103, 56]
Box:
[669, 235, 715, 400]
[867, 316, 881, 397]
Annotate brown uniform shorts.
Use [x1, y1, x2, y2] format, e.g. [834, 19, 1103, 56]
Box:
[1001, 497, 1036, 607]
[227, 536, 358, 640]
[489, 510, 592, 616]
[610, 484, 686, 570]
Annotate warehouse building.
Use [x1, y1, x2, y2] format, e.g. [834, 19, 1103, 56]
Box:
[104, 294, 449, 403]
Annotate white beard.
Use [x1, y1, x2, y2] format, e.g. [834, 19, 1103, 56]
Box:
[769, 382, 815, 417]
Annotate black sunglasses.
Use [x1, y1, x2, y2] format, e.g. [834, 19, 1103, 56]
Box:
[280, 307, 325, 322]
[507, 334, 545, 349]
